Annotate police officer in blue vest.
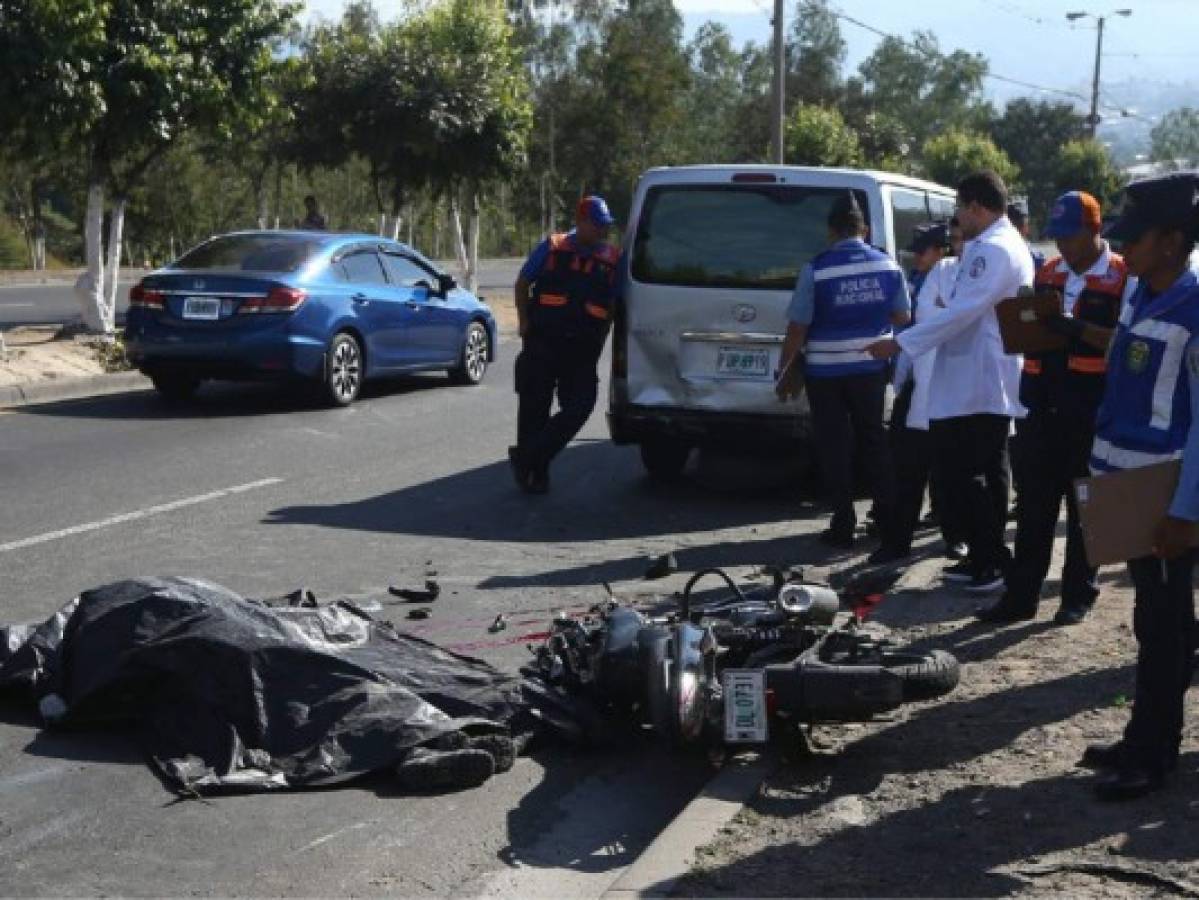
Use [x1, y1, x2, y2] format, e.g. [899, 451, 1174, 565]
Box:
[1081, 172, 1199, 801]
[777, 191, 911, 562]
[509, 196, 621, 494]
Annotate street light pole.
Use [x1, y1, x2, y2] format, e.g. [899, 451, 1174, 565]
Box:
[1066, 9, 1132, 139]
[771, 0, 785, 164]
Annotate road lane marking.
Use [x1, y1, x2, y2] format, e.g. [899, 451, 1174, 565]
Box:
[0, 302, 34, 307]
[0, 477, 283, 554]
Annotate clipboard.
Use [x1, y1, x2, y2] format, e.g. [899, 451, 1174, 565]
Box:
[995, 292, 1066, 355]
[1073, 460, 1197, 566]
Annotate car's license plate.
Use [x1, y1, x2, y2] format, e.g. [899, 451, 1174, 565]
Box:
[182, 296, 221, 320]
[715, 346, 769, 379]
[723, 669, 768, 743]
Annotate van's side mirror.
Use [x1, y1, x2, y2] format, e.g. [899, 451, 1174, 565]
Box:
[437, 273, 457, 295]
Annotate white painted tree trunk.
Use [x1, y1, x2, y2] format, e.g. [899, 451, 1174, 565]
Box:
[390, 215, 401, 241]
[77, 182, 107, 333]
[378, 212, 387, 237]
[466, 189, 480, 294]
[450, 193, 469, 283]
[100, 196, 126, 335]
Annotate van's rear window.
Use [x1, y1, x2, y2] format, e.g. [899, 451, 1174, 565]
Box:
[631, 185, 870, 290]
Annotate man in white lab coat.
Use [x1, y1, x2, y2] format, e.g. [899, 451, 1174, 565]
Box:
[867, 170, 1033, 593]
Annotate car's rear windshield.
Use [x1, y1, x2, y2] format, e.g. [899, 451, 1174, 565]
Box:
[171, 235, 331, 272]
[631, 184, 871, 290]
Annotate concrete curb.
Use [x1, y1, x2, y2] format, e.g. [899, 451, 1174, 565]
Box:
[0, 371, 152, 410]
[602, 753, 775, 899]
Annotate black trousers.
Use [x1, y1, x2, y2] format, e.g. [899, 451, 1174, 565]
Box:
[515, 336, 602, 473]
[931, 414, 1012, 573]
[1006, 406, 1099, 611]
[890, 382, 965, 553]
[1122, 552, 1197, 773]
[806, 371, 897, 543]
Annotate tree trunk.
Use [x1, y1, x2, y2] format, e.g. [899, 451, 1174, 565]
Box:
[254, 174, 269, 230]
[467, 188, 480, 294]
[77, 181, 107, 333]
[100, 195, 126, 336]
[450, 190, 469, 281]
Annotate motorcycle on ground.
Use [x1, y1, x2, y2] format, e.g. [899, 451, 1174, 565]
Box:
[528, 568, 959, 750]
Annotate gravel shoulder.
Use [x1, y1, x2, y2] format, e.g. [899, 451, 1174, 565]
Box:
[675, 537, 1199, 898]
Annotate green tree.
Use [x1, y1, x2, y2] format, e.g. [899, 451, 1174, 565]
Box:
[1150, 107, 1199, 169]
[0, 0, 295, 333]
[921, 129, 1018, 189]
[1051, 140, 1124, 211]
[680, 22, 744, 164]
[787, 0, 845, 107]
[784, 105, 862, 167]
[852, 32, 987, 148]
[991, 99, 1087, 224]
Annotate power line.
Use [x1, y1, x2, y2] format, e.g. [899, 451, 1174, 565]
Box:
[825, 4, 1097, 108]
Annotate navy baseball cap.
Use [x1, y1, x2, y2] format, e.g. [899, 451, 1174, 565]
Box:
[577, 195, 615, 227]
[1045, 191, 1103, 238]
[1104, 173, 1199, 243]
[907, 222, 950, 254]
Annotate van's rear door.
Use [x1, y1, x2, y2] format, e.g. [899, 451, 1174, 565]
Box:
[624, 174, 872, 416]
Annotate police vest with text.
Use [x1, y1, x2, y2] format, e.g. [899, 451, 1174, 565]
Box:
[1024, 254, 1128, 378]
[1090, 270, 1199, 473]
[530, 233, 620, 340]
[805, 241, 903, 378]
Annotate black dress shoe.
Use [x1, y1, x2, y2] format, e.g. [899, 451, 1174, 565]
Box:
[1094, 766, 1165, 802]
[526, 469, 550, 495]
[1053, 605, 1090, 626]
[975, 597, 1037, 623]
[1079, 741, 1125, 770]
[818, 528, 855, 549]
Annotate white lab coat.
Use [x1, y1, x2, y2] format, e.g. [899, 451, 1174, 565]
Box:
[896, 216, 1034, 421]
[893, 258, 958, 430]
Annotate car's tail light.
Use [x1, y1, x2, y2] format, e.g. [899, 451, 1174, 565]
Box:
[129, 283, 165, 310]
[240, 286, 307, 314]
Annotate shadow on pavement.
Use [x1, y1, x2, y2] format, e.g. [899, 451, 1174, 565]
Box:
[264, 440, 814, 554]
[11, 372, 451, 420]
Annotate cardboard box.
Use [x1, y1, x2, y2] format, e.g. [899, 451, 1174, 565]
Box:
[996, 292, 1066, 355]
[1074, 460, 1197, 566]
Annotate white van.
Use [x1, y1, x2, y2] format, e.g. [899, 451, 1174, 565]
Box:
[609, 164, 956, 479]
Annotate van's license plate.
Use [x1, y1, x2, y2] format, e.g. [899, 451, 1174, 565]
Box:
[723, 669, 768, 743]
[182, 297, 221, 320]
[715, 346, 769, 379]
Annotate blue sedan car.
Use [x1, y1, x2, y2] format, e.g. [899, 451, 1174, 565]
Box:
[124, 231, 498, 405]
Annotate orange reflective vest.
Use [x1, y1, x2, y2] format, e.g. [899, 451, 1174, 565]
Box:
[1023, 253, 1128, 377]
[529, 233, 620, 339]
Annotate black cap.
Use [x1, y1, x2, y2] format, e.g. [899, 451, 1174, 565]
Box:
[1104, 172, 1199, 243]
[907, 222, 950, 254]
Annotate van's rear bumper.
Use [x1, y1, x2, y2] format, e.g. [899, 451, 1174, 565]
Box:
[608, 403, 812, 449]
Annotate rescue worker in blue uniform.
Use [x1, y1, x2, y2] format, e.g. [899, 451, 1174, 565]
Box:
[978, 191, 1135, 625]
[777, 191, 911, 561]
[1080, 172, 1199, 801]
[509, 196, 621, 494]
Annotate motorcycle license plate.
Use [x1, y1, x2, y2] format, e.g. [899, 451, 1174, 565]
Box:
[722, 669, 767, 743]
[715, 346, 769, 379]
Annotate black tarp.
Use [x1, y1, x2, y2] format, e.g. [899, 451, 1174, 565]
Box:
[0, 577, 537, 794]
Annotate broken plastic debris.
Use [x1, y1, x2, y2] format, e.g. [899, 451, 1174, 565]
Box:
[644, 553, 678, 580]
[489, 614, 507, 633]
[389, 580, 441, 603]
[407, 607, 432, 620]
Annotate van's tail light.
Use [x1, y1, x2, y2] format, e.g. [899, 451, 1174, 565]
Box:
[129, 283, 165, 310]
[240, 286, 307, 314]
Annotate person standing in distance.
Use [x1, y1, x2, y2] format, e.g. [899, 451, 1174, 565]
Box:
[777, 191, 911, 562]
[509, 196, 621, 494]
[867, 171, 1033, 593]
[978, 191, 1135, 625]
[298, 195, 327, 230]
[1080, 173, 1199, 801]
[1008, 200, 1046, 272]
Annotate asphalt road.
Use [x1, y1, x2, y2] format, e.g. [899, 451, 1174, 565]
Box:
[0, 260, 522, 328]
[0, 341, 823, 896]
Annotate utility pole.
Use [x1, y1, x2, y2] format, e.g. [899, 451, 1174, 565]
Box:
[1066, 9, 1132, 139]
[770, 0, 785, 164]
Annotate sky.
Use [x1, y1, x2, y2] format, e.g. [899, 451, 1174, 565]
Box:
[301, 0, 1199, 116]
